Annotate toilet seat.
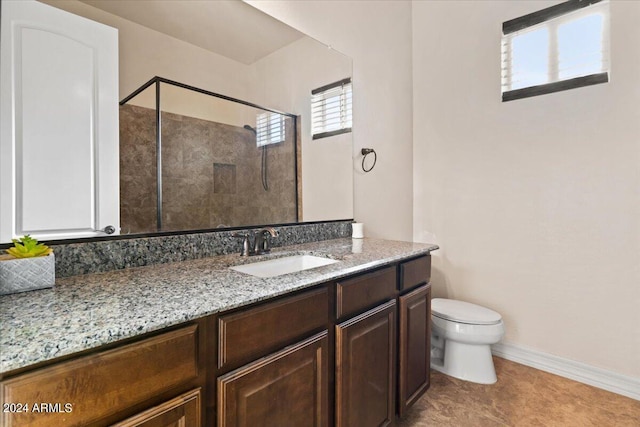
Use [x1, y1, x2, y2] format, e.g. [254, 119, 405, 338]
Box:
[432, 298, 502, 325]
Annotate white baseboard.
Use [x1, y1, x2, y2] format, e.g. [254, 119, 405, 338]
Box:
[492, 342, 640, 401]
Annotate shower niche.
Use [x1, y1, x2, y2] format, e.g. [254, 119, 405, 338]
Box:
[119, 77, 298, 234]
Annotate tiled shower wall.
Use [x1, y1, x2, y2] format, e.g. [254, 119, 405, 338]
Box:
[119, 104, 297, 234]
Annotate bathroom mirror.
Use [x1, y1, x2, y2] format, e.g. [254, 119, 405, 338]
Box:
[15, 0, 353, 239]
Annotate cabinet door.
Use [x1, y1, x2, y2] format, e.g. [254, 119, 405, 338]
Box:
[217, 332, 328, 427]
[335, 300, 396, 427]
[112, 389, 201, 427]
[398, 284, 431, 418]
[0, 0, 119, 242]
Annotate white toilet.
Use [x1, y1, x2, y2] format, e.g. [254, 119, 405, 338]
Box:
[430, 298, 505, 384]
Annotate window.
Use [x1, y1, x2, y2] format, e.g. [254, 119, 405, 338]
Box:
[311, 78, 352, 139]
[256, 112, 285, 147]
[501, 0, 609, 102]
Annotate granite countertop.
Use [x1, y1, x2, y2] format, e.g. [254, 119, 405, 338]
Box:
[0, 238, 438, 375]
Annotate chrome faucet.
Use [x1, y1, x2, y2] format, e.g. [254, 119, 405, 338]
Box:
[231, 227, 279, 256]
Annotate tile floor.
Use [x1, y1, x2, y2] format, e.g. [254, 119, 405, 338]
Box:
[398, 357, 640, 427]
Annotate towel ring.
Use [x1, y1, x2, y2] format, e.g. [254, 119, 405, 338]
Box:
[361, 148, 377, 173]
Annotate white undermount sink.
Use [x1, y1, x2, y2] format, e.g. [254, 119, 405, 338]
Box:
[230, 255, 339, 278]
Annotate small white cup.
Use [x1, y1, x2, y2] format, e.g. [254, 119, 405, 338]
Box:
[351, 238, 363, 253]
[352, 223, 364, 239]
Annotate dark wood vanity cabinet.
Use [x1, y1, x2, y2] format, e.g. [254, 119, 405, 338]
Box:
[214, 257, 432, 427]
[0, 254, 432, 427]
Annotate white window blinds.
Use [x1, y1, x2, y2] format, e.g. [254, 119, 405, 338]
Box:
[311, 78, 352, 139]
[501, 0, 609, 101]
[256, 112, 285, 147]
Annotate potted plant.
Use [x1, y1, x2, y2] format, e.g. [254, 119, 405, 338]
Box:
[0, 235, 55, 295]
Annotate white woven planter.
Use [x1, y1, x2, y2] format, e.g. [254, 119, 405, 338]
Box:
[0, 254, 55, 295]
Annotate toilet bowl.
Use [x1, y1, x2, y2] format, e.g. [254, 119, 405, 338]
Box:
[430, 298, 505, 384]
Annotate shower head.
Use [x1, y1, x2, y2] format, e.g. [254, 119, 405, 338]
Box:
[243, 124, 256, 134]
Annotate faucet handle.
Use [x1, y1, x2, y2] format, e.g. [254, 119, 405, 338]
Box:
[230, 231, 248, 241]
[231, 232, 252, 256]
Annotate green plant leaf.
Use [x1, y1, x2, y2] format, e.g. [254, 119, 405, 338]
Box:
[5, 235, 52, 258]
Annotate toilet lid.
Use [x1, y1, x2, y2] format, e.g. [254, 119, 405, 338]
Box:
[432, 298, 502, 325]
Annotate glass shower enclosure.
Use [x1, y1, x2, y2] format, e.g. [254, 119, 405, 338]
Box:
[119, 77, 298, 234]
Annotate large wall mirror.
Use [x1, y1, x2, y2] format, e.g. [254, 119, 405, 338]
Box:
[2, 0, 353, 242]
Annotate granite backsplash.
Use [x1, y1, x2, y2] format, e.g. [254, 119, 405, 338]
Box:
[50, 221, 352, 278]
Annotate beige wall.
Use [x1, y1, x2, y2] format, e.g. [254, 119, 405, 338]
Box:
[40, 0, 251, 101]
[412, 0, 640, 378]
[248, 0, 415, 240]
[251, 36, 353, 222]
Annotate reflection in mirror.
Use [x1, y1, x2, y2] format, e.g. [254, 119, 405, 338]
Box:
[3, 0, 354, 243]
[119, 78, 297, 234]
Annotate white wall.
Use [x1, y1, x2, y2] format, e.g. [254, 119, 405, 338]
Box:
[248, 0, 415, 241]
[413, 0, 640, 378]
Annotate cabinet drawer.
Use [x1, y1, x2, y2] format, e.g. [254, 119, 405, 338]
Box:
[218, 287, 328, 370]
[336, 266, 396, 320]
[1, 325, 199, 427]
[399, 255, 431, 291]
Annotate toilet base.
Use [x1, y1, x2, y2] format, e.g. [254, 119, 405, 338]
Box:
[431, 340, 497, 384]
